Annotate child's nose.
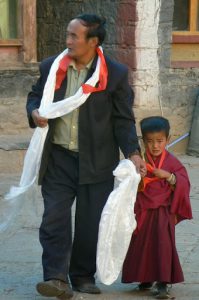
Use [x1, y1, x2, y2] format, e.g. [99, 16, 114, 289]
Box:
[153, 142, 158, 148]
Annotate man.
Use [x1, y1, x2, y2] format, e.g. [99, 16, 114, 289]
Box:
[26, 14, 146, 299]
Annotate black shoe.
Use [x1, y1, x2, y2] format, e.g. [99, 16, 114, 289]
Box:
[154, 283, 170, 299]
[72, 282, 101, 294]
[138, 282, 153, 290]
[36, 279, 73, 298]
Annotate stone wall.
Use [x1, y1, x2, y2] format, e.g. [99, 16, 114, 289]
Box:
[0, 67, 39, 136]
[158, 0, 199, 149]
[132, 0, 199, 153]
[37, 0, 121, 61]
[1, 0, 198, 156]
[0, 66, 39, 174]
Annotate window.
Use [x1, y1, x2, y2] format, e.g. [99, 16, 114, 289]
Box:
[0, 0, 19, 39]
[0, 0, 37, 66]
[171, 0, 199, 67]
[173, 0, 190, 31]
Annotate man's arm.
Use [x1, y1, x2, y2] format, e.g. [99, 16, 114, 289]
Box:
[112, 66, 146, 177]
[26, 58, 52, 128]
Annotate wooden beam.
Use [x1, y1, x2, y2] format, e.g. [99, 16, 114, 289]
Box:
[173, 31, 199, 36]
[22, 0, 37, 63]
[0, 39, 23, 46]
[189, 0, 198, 31]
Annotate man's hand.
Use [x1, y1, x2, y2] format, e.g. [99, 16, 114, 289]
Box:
[32, 109, 48, 128]
[129, 154, 147, 178]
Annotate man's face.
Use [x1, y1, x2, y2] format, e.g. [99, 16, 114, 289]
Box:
[66, 19, 96, 61]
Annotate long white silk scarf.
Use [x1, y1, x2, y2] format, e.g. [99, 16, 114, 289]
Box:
[5, 47, 103, 200]
[97, 159, 140, 284]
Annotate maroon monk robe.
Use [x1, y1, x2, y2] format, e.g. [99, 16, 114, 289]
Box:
[122, 150, 192, 284]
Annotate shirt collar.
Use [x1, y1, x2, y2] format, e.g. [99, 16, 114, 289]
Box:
[69, 58, 95, 71]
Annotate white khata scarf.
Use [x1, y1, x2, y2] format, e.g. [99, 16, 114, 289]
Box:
[5, 46, 107, 200]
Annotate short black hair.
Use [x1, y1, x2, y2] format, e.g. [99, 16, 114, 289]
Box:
[140, 116, 170, 138]
[74, 14, 106, 45]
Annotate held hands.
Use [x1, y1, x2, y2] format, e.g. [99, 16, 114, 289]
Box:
[32, 109, 48, 128]
[129, 154, 147, 178]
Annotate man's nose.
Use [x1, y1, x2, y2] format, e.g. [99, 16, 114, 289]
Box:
[66, 35, 72, 45]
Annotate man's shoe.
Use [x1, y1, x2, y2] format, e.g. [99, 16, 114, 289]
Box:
[36, 279, 73, 298]
[72, 282, 101, 294]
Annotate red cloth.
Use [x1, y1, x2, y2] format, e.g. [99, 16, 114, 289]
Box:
[140, 149, 166, 190]
[55, 47, 108, 93]
[55, 55, 72, 90]
[122, 151, 192, 284]
[82, 47, 108, 93]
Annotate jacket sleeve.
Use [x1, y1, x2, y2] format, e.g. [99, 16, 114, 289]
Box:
[26, 60, 51, 128]
[112, 67, 140, 158]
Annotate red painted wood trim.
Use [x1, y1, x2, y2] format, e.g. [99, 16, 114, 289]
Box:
[172, 35, 199, 43]
[171, 61, 199, 68]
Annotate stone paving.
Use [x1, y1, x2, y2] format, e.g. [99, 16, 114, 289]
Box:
[0, 155, 199, 300]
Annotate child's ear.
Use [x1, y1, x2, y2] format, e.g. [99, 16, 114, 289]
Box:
[167, 135, 171, 144]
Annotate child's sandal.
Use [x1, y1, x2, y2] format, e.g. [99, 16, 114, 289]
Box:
[138, 282, 153, 290]
[153, 283, 175, 299]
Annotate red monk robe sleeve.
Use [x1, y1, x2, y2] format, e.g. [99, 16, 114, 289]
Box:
[170, 164, 192, 224]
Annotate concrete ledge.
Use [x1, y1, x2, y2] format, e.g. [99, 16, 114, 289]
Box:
[0, 135, 30, 151]
[0, 135, 31, 174]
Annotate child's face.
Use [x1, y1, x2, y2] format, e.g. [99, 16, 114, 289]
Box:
[143, 131, 169, 159]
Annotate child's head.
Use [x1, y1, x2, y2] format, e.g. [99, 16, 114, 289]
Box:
[140, 116, 170, 158]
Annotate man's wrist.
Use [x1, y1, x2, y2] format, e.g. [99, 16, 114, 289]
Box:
[128, 149, 141, 158]
[31, 108, 38, 117]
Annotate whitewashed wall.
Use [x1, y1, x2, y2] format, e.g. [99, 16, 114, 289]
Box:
[134, 0, 162, 114]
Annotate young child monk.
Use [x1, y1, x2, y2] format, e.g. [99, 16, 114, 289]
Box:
[122, 116, 192, 299]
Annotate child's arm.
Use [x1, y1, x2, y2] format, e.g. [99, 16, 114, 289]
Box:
[152, 168, 176, 186]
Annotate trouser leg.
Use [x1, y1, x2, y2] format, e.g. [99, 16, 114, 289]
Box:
[69, 178, 114, 284]
[40, 146, 78, 282]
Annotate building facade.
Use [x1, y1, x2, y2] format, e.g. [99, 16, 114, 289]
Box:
[0, 0, 199, 156]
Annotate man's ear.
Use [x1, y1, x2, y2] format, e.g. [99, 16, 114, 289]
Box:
[90, 37, 99, 48]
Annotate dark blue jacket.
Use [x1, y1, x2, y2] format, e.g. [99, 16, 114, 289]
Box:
[26, 54, 140, 184]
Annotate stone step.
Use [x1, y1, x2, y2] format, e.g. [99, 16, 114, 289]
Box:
[0, 134, 31, 174]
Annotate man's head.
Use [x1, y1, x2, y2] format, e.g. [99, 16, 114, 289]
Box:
[75, 14, 106, 45]
[66, 14, 106, 63]
[140, 116, 170, 158]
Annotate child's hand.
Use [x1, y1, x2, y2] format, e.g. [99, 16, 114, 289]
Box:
[152, 168, 171, 179]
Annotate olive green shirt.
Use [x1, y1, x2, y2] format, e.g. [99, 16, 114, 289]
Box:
[52, 59, 93, 151]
